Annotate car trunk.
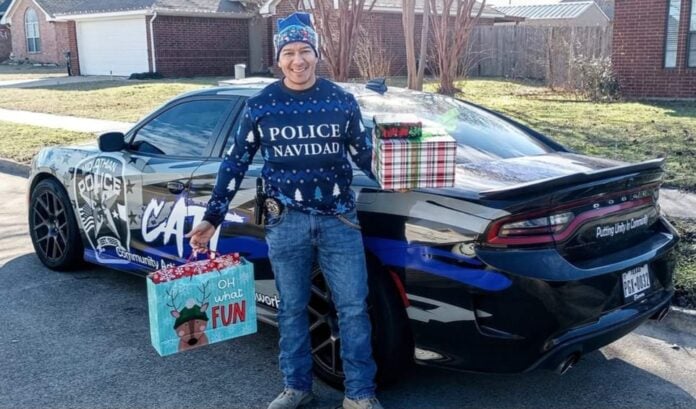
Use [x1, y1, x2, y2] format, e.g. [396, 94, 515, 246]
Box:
[459, 154, 676, 350]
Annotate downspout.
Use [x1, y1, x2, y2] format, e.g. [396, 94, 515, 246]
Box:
[149, 10, 158, 73]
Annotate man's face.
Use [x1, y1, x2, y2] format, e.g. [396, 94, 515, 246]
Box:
[277, 42, 317, 91]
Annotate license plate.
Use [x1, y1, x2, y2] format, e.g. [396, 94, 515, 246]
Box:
[622, 264, 651, 300]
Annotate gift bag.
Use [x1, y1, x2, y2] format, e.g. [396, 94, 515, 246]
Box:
[147, 252, 257, 356]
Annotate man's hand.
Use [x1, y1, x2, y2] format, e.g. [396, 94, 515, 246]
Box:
[185, 221, 216, 252]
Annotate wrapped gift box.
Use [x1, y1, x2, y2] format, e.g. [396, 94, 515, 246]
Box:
[374, 114, 422, 139]
[372, 126, 456, 190]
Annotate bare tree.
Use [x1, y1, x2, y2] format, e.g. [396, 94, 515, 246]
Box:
[415, 0, 431, 90]
[354, 24, 394, 79]
[402, 0, 418, 89]
[295, 0, 377, 81]
[428, 0, 486, 95]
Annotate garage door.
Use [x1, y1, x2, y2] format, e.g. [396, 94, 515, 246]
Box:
[76, 17, 149, 76]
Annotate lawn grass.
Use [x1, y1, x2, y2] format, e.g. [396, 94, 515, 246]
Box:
[0, 121, 93, 163]
[669, 218, 696, 309]
[431, 78, 696, 192]
[0, 77, 224, 122]
[5, 77, 691, 189]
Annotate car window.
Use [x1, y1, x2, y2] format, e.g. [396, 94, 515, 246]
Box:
[130, 99, 230, 157]
[357, 89, 555, 164]
[222, 100, 265, 164]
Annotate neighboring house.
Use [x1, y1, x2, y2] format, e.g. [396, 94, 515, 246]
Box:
[494, 1, 611, 26]
[259, 0, 519, 77]
[0, 0, 12, 60]
[561, 0, 614, 19]
[612, 0, 696, 98]
[0, 0, 257, 76]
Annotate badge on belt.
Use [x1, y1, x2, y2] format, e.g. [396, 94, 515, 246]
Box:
[264, 198, 282, 218]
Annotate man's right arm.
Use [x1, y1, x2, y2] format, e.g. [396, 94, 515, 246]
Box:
[202, 106, 260, 227]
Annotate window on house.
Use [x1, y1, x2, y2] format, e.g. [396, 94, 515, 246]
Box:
[664, 0, 682, 68]
[24, 8, 41, 53]
[689, 0, 696, 67]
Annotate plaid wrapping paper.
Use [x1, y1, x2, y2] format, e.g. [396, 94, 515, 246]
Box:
[374, 114, 423, 139]
[372, 130, 456, 190]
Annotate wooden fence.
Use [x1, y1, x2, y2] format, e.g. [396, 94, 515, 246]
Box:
[466, 25, 613, 87]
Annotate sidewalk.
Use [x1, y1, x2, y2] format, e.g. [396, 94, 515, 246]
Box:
[0, 75, 127, 89]
[0, 108, 133, 134]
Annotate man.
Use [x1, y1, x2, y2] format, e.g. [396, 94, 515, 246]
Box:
[186, 11, 384, 409]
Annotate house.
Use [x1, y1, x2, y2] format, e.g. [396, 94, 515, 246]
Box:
[0, 0, 11, 60]
[0, 0, 258, 76]
[259, 0, 519, 77]
[561, 0, 613, 19]
[612, 0, 695, 98]
[493, 1, 610, 26]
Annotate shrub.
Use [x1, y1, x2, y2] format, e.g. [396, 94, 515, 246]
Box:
[129, 72, 164, 80]
[573, 56, 619, 102]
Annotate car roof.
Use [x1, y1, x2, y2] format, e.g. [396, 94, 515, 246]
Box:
[174, 77, 385, 100]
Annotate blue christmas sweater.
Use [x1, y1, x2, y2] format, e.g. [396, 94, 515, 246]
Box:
[203, 78, 374, 227]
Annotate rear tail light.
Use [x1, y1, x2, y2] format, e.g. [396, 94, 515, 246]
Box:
[498, 212, 574, 237]
[485, 189, 656, 247]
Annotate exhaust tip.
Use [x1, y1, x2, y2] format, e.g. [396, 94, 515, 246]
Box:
[555, 353, 581, 375]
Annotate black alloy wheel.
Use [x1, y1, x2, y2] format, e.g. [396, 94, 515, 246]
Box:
[309, 265, 345, 382]
[308, 263, 414, 389]
[29, 178, 83, 270]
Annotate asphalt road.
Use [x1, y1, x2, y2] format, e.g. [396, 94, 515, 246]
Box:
[1, 170, 695, 409]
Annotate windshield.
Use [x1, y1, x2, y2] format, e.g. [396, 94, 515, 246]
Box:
[357, 88, 555, 164]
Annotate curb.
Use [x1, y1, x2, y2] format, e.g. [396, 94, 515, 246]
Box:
[0, 157, 30, 178]
[663, 306, 696, 335]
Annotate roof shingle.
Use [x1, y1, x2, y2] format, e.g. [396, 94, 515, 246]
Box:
[31, 0, 248, 16]
[494, 1, 596, 20]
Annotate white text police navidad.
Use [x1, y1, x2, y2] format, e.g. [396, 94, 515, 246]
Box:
[259, 123, 347, 158]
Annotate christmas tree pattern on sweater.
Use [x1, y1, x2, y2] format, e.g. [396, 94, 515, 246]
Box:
[203, 78, 374, 226]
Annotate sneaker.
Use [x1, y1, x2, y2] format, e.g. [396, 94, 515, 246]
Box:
[267, 388, 314, 409]
[342, 397, 384, 409]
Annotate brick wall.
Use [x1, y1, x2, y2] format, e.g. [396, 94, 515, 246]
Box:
[7, 0, 66, 64]
[66, 20, 80, 75]
[153, 15, 249, 77]
[0, 24, 11, 60]
[613, 0, 696, 98]
[265, 0, 496, 79]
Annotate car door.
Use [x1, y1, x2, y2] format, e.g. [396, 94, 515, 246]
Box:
[89, 96, 239, 273]
[188, 97, 277, 313]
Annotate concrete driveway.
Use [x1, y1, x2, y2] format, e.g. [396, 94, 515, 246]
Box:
[1, 170, 695, 409]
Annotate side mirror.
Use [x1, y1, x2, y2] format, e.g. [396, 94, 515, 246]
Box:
[98, 132, 126, 152]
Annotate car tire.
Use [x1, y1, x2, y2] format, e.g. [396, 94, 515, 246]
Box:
[28, 178, 84, 270]
[309, 263, 414, 389]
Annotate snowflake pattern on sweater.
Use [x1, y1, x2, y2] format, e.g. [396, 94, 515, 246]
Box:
[203, 78, 374, 227]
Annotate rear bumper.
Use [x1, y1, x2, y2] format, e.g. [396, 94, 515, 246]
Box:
[525, 289, 673, 372]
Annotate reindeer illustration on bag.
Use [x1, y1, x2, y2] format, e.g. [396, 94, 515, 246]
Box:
[166, 282, 211, 352]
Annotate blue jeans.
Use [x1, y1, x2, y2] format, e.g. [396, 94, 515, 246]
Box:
[264, 208, 377, 400]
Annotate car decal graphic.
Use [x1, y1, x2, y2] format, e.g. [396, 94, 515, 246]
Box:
[72, 154, 131, 264]
[363, 237, 512, 291]
[406, 294, 491, 323]
[141, 197, 246, 258]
